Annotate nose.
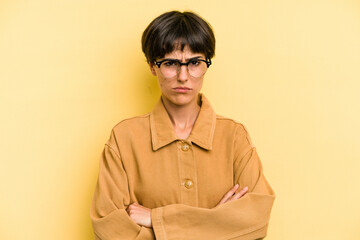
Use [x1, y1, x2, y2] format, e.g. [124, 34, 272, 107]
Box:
[177, 65, 189, 82]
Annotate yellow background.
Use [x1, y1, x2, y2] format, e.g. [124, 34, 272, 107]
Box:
[1, 0, 360, 239]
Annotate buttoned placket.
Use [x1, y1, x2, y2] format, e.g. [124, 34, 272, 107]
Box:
[177, 140, 198, 207]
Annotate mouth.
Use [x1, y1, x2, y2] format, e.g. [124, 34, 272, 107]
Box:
[173, 87, 192, 93]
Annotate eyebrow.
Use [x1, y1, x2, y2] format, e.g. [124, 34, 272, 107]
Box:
[162, 56, 205, 62]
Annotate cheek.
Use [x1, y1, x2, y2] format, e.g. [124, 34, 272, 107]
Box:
[157, 79, 169, 92]
[194, 79, 204, 90]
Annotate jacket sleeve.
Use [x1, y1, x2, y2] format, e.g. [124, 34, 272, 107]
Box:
[151, 126, 275, 240]
[90, 131, 155, 240]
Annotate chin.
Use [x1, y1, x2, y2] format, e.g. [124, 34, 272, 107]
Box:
[166, 94, 197, 107]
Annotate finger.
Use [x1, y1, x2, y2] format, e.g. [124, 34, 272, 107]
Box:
[126, 203, 136, 214]
[126, 207, 132, 215]
[219, 184, 239, 203]
[218, 184, 239, 205]
[230, 186, 248, 201]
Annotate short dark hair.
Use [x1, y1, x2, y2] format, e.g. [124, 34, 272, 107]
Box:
[141, 11, 215, 64]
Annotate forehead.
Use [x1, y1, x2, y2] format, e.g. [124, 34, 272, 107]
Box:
[163, 45, 205, 59]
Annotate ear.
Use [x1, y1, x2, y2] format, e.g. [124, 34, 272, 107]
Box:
[149, 63, 157, 76]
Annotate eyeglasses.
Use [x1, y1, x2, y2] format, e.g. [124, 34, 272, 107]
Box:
[154, 58, 212, 78]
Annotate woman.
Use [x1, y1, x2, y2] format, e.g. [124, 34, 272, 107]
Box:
[91, 11, 275, 240]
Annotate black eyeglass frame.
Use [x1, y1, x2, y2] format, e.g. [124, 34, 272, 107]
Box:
[154, 58, 212, 68]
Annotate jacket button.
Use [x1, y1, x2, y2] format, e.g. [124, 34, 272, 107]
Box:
[181, 143, 190, 151]
[184, 179, 193, 189]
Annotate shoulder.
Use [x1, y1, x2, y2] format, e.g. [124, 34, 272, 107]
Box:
[215, 114, 254, 147]
[113, 113, 150, 131]
[106, 113, 151, 146]
[215, 114, 249, 134]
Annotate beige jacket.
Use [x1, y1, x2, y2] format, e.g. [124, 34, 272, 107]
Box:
[90, 94, 275, 240]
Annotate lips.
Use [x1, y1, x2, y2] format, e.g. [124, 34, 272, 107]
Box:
[173, 87, 192, 93]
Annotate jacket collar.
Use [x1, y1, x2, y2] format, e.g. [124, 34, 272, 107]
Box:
[150, 94, 216, 151]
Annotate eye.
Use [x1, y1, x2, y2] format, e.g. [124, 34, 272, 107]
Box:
[163, 60, 177, 67]
[189, 60, 200, 66]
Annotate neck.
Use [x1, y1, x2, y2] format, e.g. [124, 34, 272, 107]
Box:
[162, 95, 201, 139]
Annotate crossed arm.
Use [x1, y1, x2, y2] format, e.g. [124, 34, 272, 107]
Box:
[126, 184, 249, 228]
[91, 135, 275, 239]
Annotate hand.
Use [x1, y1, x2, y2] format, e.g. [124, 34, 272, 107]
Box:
[126, 203, 152, 228]
[215, 184, 248, 208]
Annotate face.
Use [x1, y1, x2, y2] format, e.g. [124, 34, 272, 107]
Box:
[150, 46, 206, 108]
